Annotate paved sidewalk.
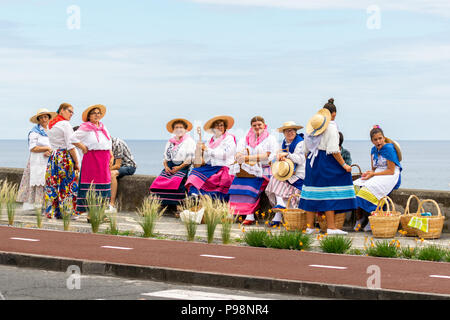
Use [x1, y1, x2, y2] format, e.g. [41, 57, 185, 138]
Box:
[1, 207, 449, 251]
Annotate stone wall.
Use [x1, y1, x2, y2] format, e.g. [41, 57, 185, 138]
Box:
[1, 167, 449, 232]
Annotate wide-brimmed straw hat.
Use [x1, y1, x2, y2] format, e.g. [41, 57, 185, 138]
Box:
[385, 137, 402, 162]
[277, 121, 303, 133]
[306, 108, 331, 136]
[203, 115, 235, 133]
[271, 159, 295, 182]
[166, 118, 193, 133]
[30, 108, 57, 124]
[82, 104, 107, 122]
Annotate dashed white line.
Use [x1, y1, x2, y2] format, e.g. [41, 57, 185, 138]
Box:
[100, 245, 133, 250]
[200, 254, 235, 260]
[430, 275, 450, 280]
[141, 289, 266, 300]
[309, 264, 347, 270]
[10, 237, 40, 242]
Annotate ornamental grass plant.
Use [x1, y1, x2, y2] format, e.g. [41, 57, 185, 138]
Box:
[0, 180, 9, 219]
[61, 198, 73, 231]
[365, 239, 399, 258]
[35, 206, 43, 229]
[243, 229, 269, 247]
[318, 235, 353, 254]
[86, 184, 109, 234]
[264, 231, 312, 250]
[417, 245, 448, 262]
[5, 182, 18, 226]
[200, 195, 223, 244]
[137, 195, 165, 238]
[178, 196, 202, 241]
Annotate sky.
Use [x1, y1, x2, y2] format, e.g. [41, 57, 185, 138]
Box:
[0, 0, 449, 141]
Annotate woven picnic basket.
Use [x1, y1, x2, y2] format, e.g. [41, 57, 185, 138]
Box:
[282, 193, 307, 231]
[368, 196, 401, 238]
[400, 195, 423, 236]
[316, 212, 346, 232]
[234, 148, 257, 178]
[414, 199, 445, 239]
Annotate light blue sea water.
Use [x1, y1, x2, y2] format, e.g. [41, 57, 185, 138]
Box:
[1, 140, 449, 191]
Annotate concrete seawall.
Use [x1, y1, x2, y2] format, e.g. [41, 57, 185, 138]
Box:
[1, 167, 448, 232]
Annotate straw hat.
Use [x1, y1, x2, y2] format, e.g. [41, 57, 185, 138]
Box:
[82, 104, 107, 122]
[203, 115, 235, 133]
[271, 159, 295, 181]
[29, 108, 57, 124]
[306, 108, 331, 136]
[277, 121, 303, 133]
[166, 118, 193, 133]
[385, 137, 402, 162]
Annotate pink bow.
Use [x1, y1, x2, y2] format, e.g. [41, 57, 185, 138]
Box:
[78, 121, 110, 142]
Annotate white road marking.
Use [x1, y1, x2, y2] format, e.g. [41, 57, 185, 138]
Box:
[100, 245, 133, 250]
[200, 254, 235, 260]
[141, 289, 266, 300]
[10, 237, 40, 242]
[309, 264, 347, 270]
[430, 275, 450, 280]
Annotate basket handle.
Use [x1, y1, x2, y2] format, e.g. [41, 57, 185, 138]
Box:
[351, 164, 362, 175]
[374, 196, 396, 213]
[286, 193, 301, 210]
[403, 195, 423, 215]
[417, 199, 442, 217]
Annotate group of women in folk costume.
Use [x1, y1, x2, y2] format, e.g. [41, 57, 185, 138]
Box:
[17, 103, 114, 220]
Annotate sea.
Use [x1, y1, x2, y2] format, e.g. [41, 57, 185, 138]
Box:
[1, 140, 449, 191]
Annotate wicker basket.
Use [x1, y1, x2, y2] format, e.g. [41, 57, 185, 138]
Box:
[282, 194, 307, 231]
[316, 212, 346, 232]
[369, 196, 401, 238]
[414, 199, 445, 239]
[400, 195, 423, 236]
[234, 148, 257, 178]
[351, 164, 362, 181]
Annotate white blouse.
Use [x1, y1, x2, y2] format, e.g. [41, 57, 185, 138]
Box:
[48, 121, 76, 150]
[203, 134, 237, 167]
[28, 129, 50, 151]
[285, 140, 306, 183]
[163, 135, 196, 165]
[304, 121, 340, 155]
[28, 127, 51, 187]
[71, 126, 112, 151]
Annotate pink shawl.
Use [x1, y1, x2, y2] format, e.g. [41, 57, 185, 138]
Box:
[208, 132, 236, 149]
[78, 121, 110, 142]
[245, 125, 269, 148]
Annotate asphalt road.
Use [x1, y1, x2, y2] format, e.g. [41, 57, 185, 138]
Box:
[0, 226, 449, 297]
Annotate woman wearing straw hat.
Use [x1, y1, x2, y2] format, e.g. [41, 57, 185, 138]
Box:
[299, 99, 357, 235]
[70, 104, 113, 215]
[44, 102, 83, 219]
[185, 115, 236, 201]
[16, 108, 57, 210]
[149, 118, 196, 208]
[228, 116, 279, 225]
[353, 125, 402, 232]
[265, 121, 306, 227]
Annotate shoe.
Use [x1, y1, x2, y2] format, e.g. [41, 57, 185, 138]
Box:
[70, 215, 80, 221]
[269, 221, 281, 227]
[305, 228, 319, 235]
[363, 221, 371, 232]
[105, 205, 117, 214]
[242, 220, 256, 225]
[327, 228, 348, 235]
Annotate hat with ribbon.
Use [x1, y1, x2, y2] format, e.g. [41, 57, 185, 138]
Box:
[306, 108, 331, 136]
[271, 159, 295, 181]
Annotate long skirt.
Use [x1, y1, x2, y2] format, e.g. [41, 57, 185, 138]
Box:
[17, 159, 45, 209]
[265, 177, 303, 209]
[76, 150, 111, 213]
[44, 149, 78, 218]
[354, 167, 400, 213]
[299, 150, 356, 213]
[149, 161, 189, 206]
[228, 177, 269, 216]
[185, 164, 234, 201]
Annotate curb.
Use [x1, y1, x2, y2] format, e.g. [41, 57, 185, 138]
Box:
[1, 251, 449, 300]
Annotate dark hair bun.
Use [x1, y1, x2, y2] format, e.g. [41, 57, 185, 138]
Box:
[328, 98, 334, 104]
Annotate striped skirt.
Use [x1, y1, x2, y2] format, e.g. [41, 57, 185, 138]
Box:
[228, 177, 269, 216]
[299, 150, 356, 213]
[44, 149, 78, 218]
[265, 177, 303, 208]
[76, 150, 111, 213]
[185, 164, 234, 201]
[149, 161, 189, 205]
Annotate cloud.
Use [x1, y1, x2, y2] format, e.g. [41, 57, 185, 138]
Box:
[188, 0, 450, 17]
